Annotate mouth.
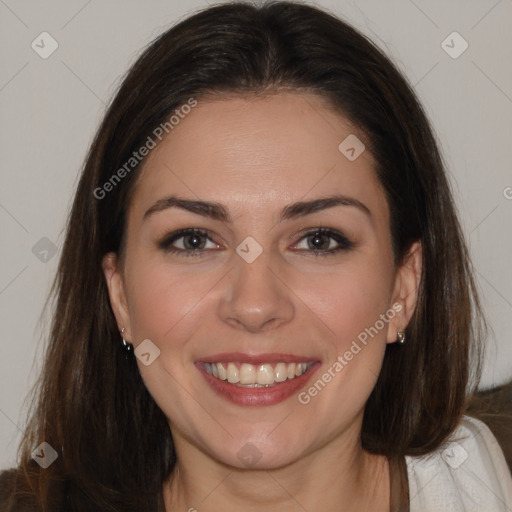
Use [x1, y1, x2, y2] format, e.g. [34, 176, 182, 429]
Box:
[205, 361, 315, 386]
[196, 353, 320, 406]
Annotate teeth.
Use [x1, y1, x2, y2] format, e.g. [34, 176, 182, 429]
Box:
[296, 363, 306, 377]
[256, 364, 274, 385]
[227, 362, 239, 384]
[217, 363, 227, 380]
[274, 362, 288, 382]
[239, 363, 256, 384]
[205, 361, 314, 386]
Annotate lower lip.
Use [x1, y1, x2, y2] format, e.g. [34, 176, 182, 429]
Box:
[197, 362, 321, 406]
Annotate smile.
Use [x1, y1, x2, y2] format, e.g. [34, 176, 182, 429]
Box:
[196, 353, 321, 406]
[204, 361, 315, 387]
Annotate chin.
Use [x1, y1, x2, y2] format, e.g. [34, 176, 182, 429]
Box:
[206, 430, 310, 471]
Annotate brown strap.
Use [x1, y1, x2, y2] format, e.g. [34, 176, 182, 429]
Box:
[389, 455, 410, 512]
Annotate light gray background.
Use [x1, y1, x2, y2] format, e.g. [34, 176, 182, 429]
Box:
[1, 0, 511, 470]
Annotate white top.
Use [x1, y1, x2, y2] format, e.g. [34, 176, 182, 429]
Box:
[406, 415, 512, 511]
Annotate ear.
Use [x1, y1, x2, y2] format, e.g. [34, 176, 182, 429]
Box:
[386, 241, 422, 344]
[102, 252, 132, 342]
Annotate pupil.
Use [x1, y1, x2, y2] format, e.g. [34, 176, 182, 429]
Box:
[186, 234, 203, 249]
[309, 232, 327, 250]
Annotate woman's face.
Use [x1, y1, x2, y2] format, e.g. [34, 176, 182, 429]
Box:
[104, 92, 420, 470]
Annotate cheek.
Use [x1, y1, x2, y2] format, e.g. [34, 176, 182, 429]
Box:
[123, 260, 221, 428]
[299, 262, 393, 353]
[126, 259, 218, 344]
[294, 266, 392, 423]
[125, 250, 394, 361]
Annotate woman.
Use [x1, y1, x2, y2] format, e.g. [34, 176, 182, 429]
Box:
[1, 1, 511, 510]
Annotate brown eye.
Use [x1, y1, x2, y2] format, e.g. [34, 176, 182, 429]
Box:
[158, 228, 220, 257]
[294, 228, 354, 256]
[180, 233, 207, 250]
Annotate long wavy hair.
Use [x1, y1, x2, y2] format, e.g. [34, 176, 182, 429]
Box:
[1, 1, 487, 510]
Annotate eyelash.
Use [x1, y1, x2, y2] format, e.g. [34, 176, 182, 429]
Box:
[158, 227, 354, 258]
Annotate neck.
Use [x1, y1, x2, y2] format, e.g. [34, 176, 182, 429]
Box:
[163, 421, 390, 512]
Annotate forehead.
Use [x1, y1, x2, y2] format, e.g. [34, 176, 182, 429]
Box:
[129, 92, 387, 223]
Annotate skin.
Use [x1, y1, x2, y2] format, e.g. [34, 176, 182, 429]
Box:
[103, 91, 422, 511]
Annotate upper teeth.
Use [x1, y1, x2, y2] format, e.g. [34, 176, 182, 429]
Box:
[204, 362, 314, 387]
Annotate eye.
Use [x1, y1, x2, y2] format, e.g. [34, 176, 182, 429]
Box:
[158, 228, 220, 257]
[158, 227, 354, 258]
[293, 228, 354, 256]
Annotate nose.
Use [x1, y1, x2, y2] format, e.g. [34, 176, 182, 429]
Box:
[217, 250, 295, 334]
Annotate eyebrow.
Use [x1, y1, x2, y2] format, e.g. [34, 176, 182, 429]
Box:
[143, 194, 371, 223]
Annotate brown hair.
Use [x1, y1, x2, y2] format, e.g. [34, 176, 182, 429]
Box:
[1, 1, 489, 510]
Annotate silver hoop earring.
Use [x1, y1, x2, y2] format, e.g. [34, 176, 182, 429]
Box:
[120, 327, 133, 353]
[397, 330, 406, 344]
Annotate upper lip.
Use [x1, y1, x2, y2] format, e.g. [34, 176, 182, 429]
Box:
[196, 352, 320, 364]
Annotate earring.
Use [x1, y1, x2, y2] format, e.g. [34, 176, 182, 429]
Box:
[397, 330, 406, 344]
[120, 327, 133, 354]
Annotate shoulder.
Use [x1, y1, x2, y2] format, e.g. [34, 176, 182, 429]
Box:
[405, 415, 512, 512]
